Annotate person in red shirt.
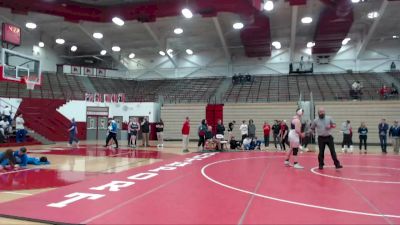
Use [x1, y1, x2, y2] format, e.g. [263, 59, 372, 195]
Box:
[379, 85, 390, 99]
[182, 117, 190, 152]
[263, 121, 271, 149]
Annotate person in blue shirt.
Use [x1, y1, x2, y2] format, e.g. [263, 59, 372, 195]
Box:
[13, 147, 28, 168]
[378, 119, 389, 154]
[104, 119, 118, 149]
[68, 118, 79, 147]
[389, 120, 400, 154]
[358, 122, 368, 154]
[27, 156, 50, 165]
[0, 149, 16, 170]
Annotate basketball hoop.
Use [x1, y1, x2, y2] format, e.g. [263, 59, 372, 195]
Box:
[24, 77, 36, 90]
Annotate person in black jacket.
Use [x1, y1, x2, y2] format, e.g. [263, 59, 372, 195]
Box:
[216, 119, 225, 136]
[272, 120, 281, 150]
[156, 119, 164, 148]
[389, 120, 400, 154]
[228, 120, 236, 139]
[141, 117, 150, 147]
[358, 122, 368, 154]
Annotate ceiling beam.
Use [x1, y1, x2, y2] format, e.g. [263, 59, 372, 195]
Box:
[76, 23, 129, 70]
[212, 17, 231, 62]
[355, 0, 388, 59]
[289, 6, 298, 62]
[142, 23, 177, 68]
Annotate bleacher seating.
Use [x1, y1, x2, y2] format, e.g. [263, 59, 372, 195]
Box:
[0, 72, 394, 103]
[224, 73, 388, 102]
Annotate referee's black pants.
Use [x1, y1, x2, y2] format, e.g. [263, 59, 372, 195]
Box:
[318, 135, 340, 168]
[106, 132, 118, 148]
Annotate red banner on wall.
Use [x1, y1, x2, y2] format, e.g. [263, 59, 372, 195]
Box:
[85, 93, 125, 103]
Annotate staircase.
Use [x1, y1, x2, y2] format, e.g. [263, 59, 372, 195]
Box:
[80, 76, 97, 93]
[18, 98, 70, 142]
[211, 77, 232, 104]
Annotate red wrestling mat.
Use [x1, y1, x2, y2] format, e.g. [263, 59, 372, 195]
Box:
[0, 168, 103, 191]
[28, 144, 177, 159]
[0, 152, 399, 225]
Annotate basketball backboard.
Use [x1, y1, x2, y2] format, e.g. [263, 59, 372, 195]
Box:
[0, 48, 41, 89]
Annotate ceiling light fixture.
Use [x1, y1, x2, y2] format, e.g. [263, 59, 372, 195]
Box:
[342, 37, 351, 45]
[186, 49, 194, 55]
[367, 11, 379, 19]
[25, 22, 37, 29]
[100, 50, 107, 55]
[167, 49, 173, 56]
[272, 41, 281, 49]
[181, 8, 193, 19]
[55, 38, 65, 45]
[129, 53, 135, 59]
[351, 0, 360, 3]
[393, 35, 399, 39]
[38, 42, 45, 48]
[93, 32, 103, 39]
[233, 22, 244, 30]
[112, 17, 125, 26]
[301, 17, 313, 24]
[112, 46, 121, 52]
[307, 42, 315, 48]
[264, 0, 274, 11]
[174, 28, 183, 34]
[159, 51, 166, 56]
[71, 45, 78, 52]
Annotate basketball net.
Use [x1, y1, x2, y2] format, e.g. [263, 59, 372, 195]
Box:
[24, 76, 37, 90]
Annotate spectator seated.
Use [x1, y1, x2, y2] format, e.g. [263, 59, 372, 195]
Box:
[229, 136, 242, 150]
[350, 81, 363, 100]
[379, 85, 391, 100]
[214, 134, 228, 151]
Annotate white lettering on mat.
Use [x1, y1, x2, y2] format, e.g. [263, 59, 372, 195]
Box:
[48, 153, 218, 208]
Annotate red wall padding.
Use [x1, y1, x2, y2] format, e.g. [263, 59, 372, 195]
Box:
[206, 104, 224, 134]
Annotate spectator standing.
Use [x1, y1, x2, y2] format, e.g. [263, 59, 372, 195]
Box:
[389, 120, 400, 154]
[129, 118, 140, 148]
[341, 120, 352, 153]
[2, 106, 12, 124]
[68, 118, 79, 147]
[248, 119, 256, 138]
[272, 120, 281, 150]
[141, 117, 150, 147]
[239, 120, 248, 142]
[15, 114, 26, 143]
[216, 119, 225, 136]
[263, 121, 271, 149]
[181, 117, 190, 153]
[104, 119, 118, 149]
[0, 117, 8, 142]
[378, 118, 389, 154]
[390, 61, 396, 71]
[156, 119, 164, 148]
[198, 119, 207, 151]
[358, 122, 368, 154]
[279, 120, 289, 151]
[127, 118, 133, 146]
[228, 120, 236, 139]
